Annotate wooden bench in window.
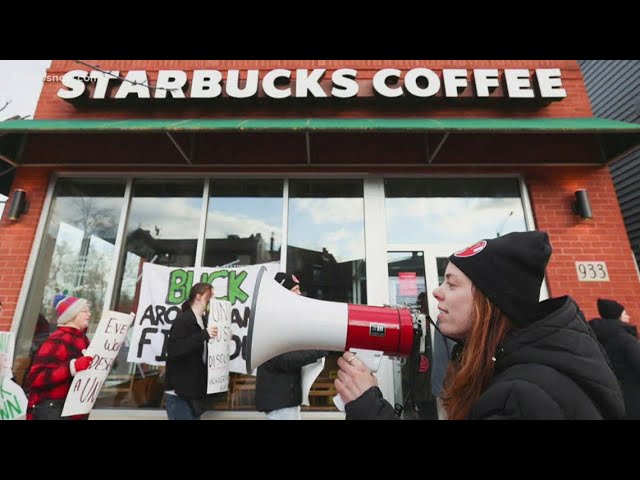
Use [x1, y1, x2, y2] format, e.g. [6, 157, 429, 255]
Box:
[230, 375, 256, 409]
[306, 380, 337, 410]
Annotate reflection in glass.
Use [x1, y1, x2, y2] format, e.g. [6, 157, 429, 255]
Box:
[387, 251, 426, 308]
[436, 257, 448, 285]
[287, 179, 366, 304]
[385, 178, 527, 245]
[104, 180, 204, 410]
[204, 179, 283, 267]
[287, 179, 367, 412]
[431, 256, 456, 418]
[203, 179, 284, 411]
[387, 251, 437, 420]
[14, 179, 126, 388]
[113, 181, 204, 314]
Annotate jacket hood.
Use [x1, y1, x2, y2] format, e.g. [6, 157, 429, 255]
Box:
[496, 296, 625, 420]
[589, 317, 638, 341]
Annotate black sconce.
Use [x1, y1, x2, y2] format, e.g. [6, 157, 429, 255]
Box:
[572, 189, 592, 220]
[7, 189, 29, 221]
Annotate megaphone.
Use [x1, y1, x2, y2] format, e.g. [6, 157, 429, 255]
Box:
[246, 266, 416, 373]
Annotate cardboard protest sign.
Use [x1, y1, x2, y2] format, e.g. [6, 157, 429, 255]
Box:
[207, 299, 232, 393]
[62, 311, 134, 417]
[0, 332, 14, 386]
[0, 332, 27, 420]
[0, 379, 27, 420]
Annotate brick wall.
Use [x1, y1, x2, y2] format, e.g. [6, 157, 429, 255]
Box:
[0, 167, 54, 330]
[525, 165, 640, 321]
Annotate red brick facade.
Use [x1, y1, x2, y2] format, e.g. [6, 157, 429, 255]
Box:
[0, 167, 53, 330]
[1, 60, 638, 330]
[525, 165, 640, 320]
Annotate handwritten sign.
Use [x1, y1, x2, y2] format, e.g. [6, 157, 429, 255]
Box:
[0, 332, 14, 386]
[0, 379, 27, 420]
[575, 261, 610, 282]
[207, 299, 232, 394]
[62, 311, 134, 417]
[0, 332, 27, 420]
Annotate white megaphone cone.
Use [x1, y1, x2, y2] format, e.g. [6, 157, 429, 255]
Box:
[246, 266, 416, 411]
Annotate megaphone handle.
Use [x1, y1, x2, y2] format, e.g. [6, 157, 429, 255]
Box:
[333, 349, 384, 413]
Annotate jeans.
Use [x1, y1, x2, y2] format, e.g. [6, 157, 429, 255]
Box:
[165, 394, 201, 420]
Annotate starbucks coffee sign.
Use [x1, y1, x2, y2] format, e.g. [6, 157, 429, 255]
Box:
[56, 67, 567, 101]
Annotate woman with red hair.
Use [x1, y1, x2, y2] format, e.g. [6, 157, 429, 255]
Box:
[336, 231, 625, 420]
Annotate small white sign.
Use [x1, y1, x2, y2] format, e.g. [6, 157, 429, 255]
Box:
[575, 261, 610, 282]
[0, 332, 27, 420]
[62, 310, 135, 417]
[207, 299, 232, 394]
[0, 332, 15, 386]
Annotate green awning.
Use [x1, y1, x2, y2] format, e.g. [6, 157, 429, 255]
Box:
[1, 117, 639, 167]
[0, 117, 639, 133]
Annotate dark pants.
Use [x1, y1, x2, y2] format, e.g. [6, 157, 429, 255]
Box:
[165, 394, 201, 420]
[32, 400, 66, 420]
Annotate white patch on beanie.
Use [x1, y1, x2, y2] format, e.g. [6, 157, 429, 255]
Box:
[57, 298, 89, 325]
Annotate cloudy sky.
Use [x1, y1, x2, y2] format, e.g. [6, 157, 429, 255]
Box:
[0, 60, 51, 119]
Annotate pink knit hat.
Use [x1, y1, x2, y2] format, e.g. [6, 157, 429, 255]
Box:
[54, 293, 89, 325]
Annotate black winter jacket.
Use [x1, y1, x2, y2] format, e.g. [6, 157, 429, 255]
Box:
[346, 296, 625, 420]
[589, 317, 640, 419]
[166, 309, 210, 400]
[255, 350, 329, 412]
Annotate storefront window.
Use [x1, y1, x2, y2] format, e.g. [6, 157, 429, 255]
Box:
[203, 179, 284, 410]
[288, 179, 367, 303]
[387, 250, 450, 420]
[386, 251, 438, 419]
[113, 181, 204, 314]
[105, 180, 204, 409]
[14, 179, 126, 388]
[12, 176, 372, 414]
[204, 179, 283, 267]
[385, 178, 527, 245]
[287, 179, 367, 411]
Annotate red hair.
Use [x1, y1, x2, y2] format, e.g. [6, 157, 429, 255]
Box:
[441, 288, 513, 420]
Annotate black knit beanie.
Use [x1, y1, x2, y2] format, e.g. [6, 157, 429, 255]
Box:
[274, 272, 300, 291]
[448, 231, 552, 328]
[597, 298, 624, 320]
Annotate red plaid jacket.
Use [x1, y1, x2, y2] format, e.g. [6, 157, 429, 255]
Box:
[24, 326, 90, 420]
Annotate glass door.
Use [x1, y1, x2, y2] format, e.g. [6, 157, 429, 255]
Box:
[387, 244, 464, 420]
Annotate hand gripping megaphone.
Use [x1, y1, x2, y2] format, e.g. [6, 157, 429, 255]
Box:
[246, 266, 417, 411]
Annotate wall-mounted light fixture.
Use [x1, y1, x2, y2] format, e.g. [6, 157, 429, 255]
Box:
[7, 189, 29, 221]
[572, 189, 593, 220]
